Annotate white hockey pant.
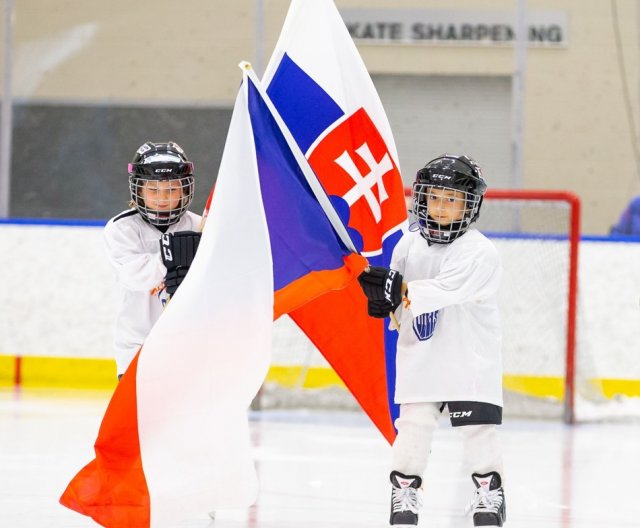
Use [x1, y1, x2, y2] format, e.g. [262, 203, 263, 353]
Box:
[391, 402, 504, 480]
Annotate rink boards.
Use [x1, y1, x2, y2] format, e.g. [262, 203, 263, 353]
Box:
[1, 222, 640, 405]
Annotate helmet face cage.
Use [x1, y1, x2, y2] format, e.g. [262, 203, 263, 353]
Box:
[129, 175, 195, 227]
[411, 183, 482, 244]
[410, 154, 487, 244]
[127, 141, 195, 227]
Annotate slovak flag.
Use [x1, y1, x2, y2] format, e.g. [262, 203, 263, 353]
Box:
[263, 0, 408, 442]
[59, 66, 367, 527]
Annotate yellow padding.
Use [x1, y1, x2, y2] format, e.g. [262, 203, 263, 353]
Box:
[600, 378, 640, 399]
[2, 355, 640, 400]
[503, 375, 640, 400]
[0, 355, 14, 387]
[503, 374, 565, 400]
[11, 356, 117, 390]
[265, 365, 346, 389]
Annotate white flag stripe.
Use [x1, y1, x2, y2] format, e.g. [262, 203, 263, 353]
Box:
[137, 74, 273, 525]
[262, 0, 401, 171]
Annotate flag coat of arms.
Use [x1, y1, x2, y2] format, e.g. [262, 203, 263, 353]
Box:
[263, 0, 408, 443]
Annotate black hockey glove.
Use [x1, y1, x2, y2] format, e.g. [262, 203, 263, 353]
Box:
[164, 267, 189, 296]
[367, 299, 396, 319]
[160, 231, 202, 271]
[357, 266, 404, 309]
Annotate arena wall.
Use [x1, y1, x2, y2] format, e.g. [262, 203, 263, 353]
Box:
[1, 223, 639, 404]
[3, 1, 640, 233]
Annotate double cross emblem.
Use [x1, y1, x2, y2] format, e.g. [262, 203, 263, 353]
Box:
[334, 142, 393, 223]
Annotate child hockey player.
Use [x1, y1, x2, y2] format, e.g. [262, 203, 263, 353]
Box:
[358, 154, 506, 527]
[104, 141, 202, 379]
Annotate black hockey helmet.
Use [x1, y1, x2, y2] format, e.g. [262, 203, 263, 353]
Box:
[411, 154, 487, 244]
[128, 141, 195, 226]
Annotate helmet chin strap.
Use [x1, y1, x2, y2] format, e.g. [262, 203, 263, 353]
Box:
[427, 220, 461, 242]
[146, 209, 181, 222]
[419, 214, 472, 245]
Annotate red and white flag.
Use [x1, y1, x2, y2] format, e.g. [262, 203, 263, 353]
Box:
[60, 61, 367, 528]
[60, 81, 275, 526]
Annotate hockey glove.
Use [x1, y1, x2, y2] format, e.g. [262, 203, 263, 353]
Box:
[160, 231, 201, 271]
[164, 267, 189, 296]
[367, 299, 396, 319]
[358, 266, 404, 309]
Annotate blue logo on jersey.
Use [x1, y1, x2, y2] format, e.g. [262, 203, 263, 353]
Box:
[413, 310, 439, 341]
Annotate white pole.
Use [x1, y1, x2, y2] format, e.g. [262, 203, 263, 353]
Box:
[511, 0, 527, 189]
[0, 0, 14, 217]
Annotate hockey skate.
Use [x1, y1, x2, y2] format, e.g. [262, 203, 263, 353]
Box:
[465, 471, 506, 526]
[389, 471, 423, 526]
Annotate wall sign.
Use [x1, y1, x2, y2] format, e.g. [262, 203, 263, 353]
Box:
[340, 9, 568, 47]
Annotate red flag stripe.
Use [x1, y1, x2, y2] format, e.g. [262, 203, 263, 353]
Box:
[60, 352, 150, 527]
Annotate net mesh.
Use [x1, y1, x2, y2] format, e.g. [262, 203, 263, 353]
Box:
[476, 198, 573, 419]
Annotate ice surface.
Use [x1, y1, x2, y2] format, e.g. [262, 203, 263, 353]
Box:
[1, 388, 638, 527]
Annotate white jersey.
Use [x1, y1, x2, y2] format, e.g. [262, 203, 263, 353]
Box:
[104, 209, 202, 375]
[391, 228, 503, 407]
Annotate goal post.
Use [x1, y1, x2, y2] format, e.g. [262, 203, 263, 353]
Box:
[481, 189, 581, 424]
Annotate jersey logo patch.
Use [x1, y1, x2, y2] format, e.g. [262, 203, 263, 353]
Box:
[413, 310, 439, 341]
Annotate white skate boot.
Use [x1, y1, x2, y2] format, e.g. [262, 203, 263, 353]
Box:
[466, 471, 506, 526]
[389, 471, 423, 526]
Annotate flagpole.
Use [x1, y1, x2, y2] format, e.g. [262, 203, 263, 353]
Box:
[239, 62, 359, 255]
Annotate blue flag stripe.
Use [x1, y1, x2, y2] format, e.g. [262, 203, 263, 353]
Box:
[266, 53, 345, 154]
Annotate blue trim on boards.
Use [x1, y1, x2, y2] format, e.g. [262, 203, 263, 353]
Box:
[484, 232, 640, 243]
[0, 218, 107, 227]
[1, 218, 640, 244]
[582, 234, 640, 243]
[485, 231, 568, 241]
